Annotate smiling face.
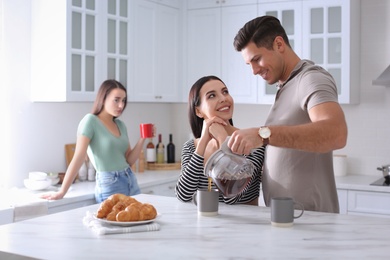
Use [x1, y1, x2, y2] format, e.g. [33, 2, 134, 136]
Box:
[241, 37, 287, 85]
[195, 79, 234, 122]
[103, 88, 127, 117]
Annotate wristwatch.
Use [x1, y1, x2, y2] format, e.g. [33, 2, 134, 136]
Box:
[258, 126, 271, 146]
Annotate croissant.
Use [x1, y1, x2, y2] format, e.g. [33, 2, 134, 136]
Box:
[112, 201, 127, 212]
[115, 203, 157, 222]
[105, 201, 127, 221]
[116, 206, 140, 222]
[107, 193, 128, 205]
[139, 203, 157, 220]
[122, 196, 139, 206]
[96, 199, 114, 218]
[106, 209, 120, 221]
[96, 194, 157, 222]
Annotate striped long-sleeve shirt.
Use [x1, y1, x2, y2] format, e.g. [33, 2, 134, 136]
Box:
[175, 139, 265, 205]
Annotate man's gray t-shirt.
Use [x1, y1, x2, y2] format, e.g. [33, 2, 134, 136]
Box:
[263, 60, 340, 213]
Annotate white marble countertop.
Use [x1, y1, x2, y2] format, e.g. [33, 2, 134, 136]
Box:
[0, 170, 180, 208]
[0, 194, 389, 259]
[335, 175, 390, 193]
[0, 170, 180, 223]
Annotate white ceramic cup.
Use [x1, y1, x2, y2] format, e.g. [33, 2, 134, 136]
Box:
[271, 197, 304, 227]
[192, 189, 219, 217]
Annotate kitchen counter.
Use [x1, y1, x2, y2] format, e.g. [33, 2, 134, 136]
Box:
[0, 170, 180, 223]
[1, 173, 388, 224]
[0, 194, 389, 259]
[335, 175, 390, 192]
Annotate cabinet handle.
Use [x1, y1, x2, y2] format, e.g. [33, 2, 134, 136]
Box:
[154, 96, 162, 99]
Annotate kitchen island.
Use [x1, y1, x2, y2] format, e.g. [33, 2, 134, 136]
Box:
[0, 194, 389, 259]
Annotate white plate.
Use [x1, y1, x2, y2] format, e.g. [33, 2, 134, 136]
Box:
[93, 213, 161, 226]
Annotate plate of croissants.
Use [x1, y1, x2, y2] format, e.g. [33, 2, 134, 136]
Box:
[93, 193, 160, 226]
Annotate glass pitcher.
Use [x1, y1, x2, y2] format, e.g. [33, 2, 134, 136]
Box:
[204, 137, 254, 197]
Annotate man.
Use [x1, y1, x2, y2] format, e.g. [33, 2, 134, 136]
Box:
[227, 16, 347, 213]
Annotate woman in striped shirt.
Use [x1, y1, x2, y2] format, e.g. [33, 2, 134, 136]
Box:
[175, 76, 265, 205]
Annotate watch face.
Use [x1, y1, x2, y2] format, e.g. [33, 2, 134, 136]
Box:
[259, 127, 271, 138]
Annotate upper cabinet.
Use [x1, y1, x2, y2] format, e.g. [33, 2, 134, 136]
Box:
[31, 0, 359, 104]
[186, 0, 258, 103]
[302, 0, 360, 104]
[256, 0, 360, 104]
[129, 0, 182, 102]
[185, 0, 360, 104]
[257, 1, 303, 104]
[31, 0, 131, 102]
[31, 0, 182, 103]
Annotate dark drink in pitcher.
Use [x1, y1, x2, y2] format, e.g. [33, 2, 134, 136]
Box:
[213, 176, 251, 197]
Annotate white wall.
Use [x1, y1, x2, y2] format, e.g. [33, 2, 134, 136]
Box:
[2, 0, 390, 189]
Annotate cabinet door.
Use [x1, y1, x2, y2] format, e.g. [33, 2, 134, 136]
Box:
[302, 0, 360, 104]
[186, 4, 258, 104]
[221, 5, 258, 104]
[130, 0, 181, 102]
[257, 1, 302, 104]
[347, 190, 390, 218]
[105, 0, 131, 90]
[186, 7, 221, 94]
[31, 0, 130, 102]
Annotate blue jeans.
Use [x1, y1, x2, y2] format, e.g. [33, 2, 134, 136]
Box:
[94, 167, 141, 203]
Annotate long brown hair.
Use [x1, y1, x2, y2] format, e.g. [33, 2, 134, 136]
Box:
[91, 79, 127, 118]
[188, 76, 233, 138]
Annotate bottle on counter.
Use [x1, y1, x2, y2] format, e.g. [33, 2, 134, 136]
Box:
[146, 138, 156, 163]
[167, 133, 175, 163]
[156, 134, 165, 164]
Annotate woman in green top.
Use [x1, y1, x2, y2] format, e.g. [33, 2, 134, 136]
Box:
[42, 80, 146, 202]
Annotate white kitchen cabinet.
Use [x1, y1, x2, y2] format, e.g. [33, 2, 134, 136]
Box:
[257, 1, 302, 104]
[31, 0, 131, 102]
[347, 190, 390, 218]
[302, 0, 360, 104]
[186, 1, 258, 103]
[336, 188, 390, 218]
[255, 0, 360, 105]
[129, 0, 181, 102]
[141, 180, 176, 197]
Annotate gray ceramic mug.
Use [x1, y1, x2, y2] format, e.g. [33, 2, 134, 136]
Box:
[271, 197, 304, 227]
[192, 189, 219, 216]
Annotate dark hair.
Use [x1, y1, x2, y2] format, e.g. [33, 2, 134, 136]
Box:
[91, 79, 127, 118]
[233, 16, 291, 51]
[188, 75, 233, 138]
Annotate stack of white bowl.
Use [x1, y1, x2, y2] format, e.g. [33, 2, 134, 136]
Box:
[24, 172, 60, 191]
